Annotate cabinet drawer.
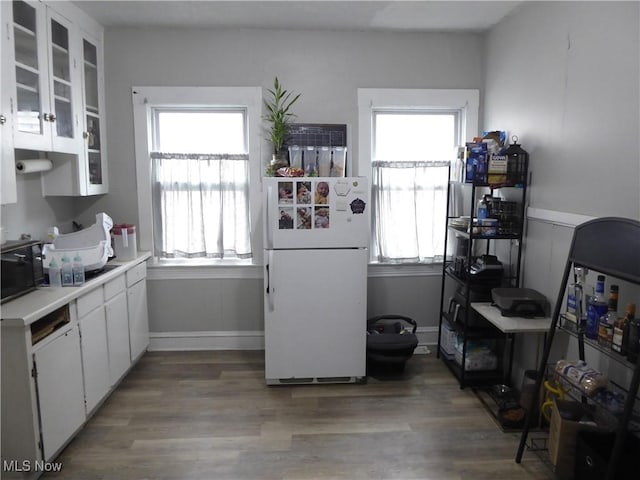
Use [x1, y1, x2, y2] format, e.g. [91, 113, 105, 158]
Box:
[76, 287, 103, 318]
[126, 262, 147, 287]
[104, 275, 126, 300]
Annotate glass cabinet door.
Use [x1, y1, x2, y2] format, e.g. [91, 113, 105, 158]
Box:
[13, 0, 44, 137]
[49, 16, 73, 140]
[12, 0, 78, 152]
[1, 1, 17, 205]
[46, 7, 77, 153]
[82, 37, 106, 191]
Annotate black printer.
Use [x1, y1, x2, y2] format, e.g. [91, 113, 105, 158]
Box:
[469, 254, 504, 283]
[491, 287, 548, 317]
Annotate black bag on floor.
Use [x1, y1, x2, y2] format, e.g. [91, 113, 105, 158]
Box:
[366, 315, 418, 373]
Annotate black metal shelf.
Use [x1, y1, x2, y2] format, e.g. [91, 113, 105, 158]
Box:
[549, 363, 640, 432]
[438, 347, 504, 387]
[450, 180, 527, 189]
[440, 314, 503, 340]
[516, 217, 640, 480]
[438, 159, 529, 390]
[444, 266, 517, 289]
[558, 315, 640, 371]
[447, 224, 522, 241]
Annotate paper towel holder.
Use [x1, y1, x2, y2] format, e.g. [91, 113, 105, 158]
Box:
[15, 159, 53, 174]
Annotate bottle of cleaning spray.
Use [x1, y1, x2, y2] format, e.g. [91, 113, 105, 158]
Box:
[72, 252, 85, 286]
[48, 258, 62, 288]
[61, 254, 74, 286]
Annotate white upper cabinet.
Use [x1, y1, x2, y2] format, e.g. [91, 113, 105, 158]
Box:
[41, 16, 107, 196]
[11, 0, 80, 153]
[1, 1, 17, 204]
[6, 0, 108, 197]
[78, 28, 107, 195]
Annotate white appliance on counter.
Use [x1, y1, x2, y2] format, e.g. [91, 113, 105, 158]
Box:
[42, 212, 114, 271]
[263, 177, 369, 385]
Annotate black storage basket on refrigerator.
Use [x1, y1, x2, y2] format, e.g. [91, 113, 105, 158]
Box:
[366, 315, 419, 373]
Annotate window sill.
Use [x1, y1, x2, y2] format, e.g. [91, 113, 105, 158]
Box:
[152, 257, 254, 267]
[147, 258, 262, 280]
[146, 258, 442, 280]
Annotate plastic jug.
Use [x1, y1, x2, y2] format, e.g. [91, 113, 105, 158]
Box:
[112, 224, 137, 261]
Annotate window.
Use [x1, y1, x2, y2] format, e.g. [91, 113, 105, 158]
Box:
[358, 89, 479, 264]
[150, 108, 250, 259]
[132, 87, 262, 265]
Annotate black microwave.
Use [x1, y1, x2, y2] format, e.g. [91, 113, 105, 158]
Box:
[1, 239, 45, 304]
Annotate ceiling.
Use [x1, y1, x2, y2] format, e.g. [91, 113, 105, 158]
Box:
[71, 1, 523, 32]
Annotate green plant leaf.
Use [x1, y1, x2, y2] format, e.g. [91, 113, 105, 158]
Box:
[264, 77, 301, 153]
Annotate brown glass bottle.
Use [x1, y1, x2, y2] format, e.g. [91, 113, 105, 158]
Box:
[627, 303, 640, 363]
[612, 303, 635, 355]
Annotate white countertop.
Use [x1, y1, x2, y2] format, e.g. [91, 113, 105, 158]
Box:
[471, 302, 552, 334]
[1, 252, 151, 326]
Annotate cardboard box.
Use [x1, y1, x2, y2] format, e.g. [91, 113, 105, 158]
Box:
[547, 399, 600, 480]
[465, 142, 488, 183]
[488, 154, 508, 184]
[575, 430, 640, 480]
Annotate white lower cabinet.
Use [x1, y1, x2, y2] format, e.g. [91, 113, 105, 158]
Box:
[104, 276, 131, 385]
[127, 263, 149, 360]
[77, 290, 110, 414]
[0, 257, 149, 476]
[32, 325, 85, 461]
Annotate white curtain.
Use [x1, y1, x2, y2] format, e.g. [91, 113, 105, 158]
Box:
[150, 152, 251, 259]
[372, 160, 449, 263]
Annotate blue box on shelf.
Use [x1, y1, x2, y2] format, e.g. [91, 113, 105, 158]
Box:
[465, 142, 488, 183]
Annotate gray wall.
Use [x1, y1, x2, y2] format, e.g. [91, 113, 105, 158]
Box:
[97, 27, 484, 229]
[482, 1, 640, 383]
[1, 150, 78, 241]
[148, 278, 264, 332]
[484, 1, 639, 219]
[95, 27, 484, 338]
[4, 2, 638, 353]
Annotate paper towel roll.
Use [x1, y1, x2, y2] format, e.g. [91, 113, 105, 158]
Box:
[15, 159, 53, 174]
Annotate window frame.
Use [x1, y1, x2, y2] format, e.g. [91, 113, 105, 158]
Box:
[357, 88, 479, 267]
[132, 86, 263, 267]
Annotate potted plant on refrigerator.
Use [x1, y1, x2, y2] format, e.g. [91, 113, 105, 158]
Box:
[264, 77, 301, 176]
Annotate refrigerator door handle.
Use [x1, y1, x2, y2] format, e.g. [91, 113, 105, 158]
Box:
[266, 250, 274, 311]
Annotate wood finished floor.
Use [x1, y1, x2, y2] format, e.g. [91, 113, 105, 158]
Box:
[44, 351, 554, 480]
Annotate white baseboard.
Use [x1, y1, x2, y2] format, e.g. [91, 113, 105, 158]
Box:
[148, 330, 265, 351]
[148, 326, 440, 352]
[415, 326, 438, 353]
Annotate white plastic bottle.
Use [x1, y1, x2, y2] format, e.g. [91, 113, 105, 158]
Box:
[72, 252, 85, 286]
[61, 254, 74, 286]
[48, 258, 62, 288]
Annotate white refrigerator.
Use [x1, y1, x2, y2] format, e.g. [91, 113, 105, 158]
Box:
[263, 177, 369, 384]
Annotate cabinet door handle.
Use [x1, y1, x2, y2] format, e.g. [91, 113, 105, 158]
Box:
[0, 114, 6, 125]
[49, 113, 56, 122]
[41, 113, 50, 122]
[83, 131, 96, 147]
